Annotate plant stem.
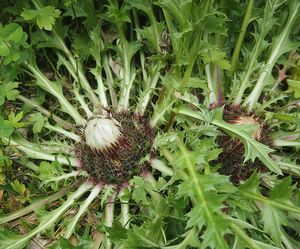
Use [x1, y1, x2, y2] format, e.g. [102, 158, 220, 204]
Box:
[273, 139, 300, 148]
[52, 32, 101, 110]
[183, 0, 211, 82]
[91, 67, 109, 111]
[64, 184, 102, 239]
[230, 0, 254, 73]
[133, 10, 147, 82]
[31, 0, 100, 110]
[19, 159, 39, 172]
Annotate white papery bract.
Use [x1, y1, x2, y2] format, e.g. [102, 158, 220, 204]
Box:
[84, 117, 121, 151]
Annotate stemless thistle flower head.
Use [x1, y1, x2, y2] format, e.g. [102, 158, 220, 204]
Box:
[76, 112, 155, 184]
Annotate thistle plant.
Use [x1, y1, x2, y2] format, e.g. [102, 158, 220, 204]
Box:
[0, 0, 300, 249]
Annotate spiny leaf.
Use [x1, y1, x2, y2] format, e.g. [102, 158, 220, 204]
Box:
[176, 140, 230, 249]
[262, 204, 286, 246]
[238, 171, 260, 193]
[270, 177, 295, 202]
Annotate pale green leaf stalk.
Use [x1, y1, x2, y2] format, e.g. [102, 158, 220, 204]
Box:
[230, 0, 254, 74]
[136, 62, 162, 115]
[104, 193, 116, 249]
[41, 171, 80, 186]
[205, 63, 217, 106]
[119, 186, 130, 229]
[17, 95, 73, 129]
[117, 41, 139, 111]
[64, 184, 102, 239]
[103, 56, 118, 109]
[233, 0, 281, 105]
[150, 159, 173, 176]
[26, 62, 86, 125]
[31, 0, 101, 110]
[44, 122, 81, 141]
[0, 185, 71, 225]
[54, 48, 101, 111]
[1, 136, 79, 167]
[127, 0, 161, 52]
[244, 1, 300, 110]
[72, 84, 94, 118]
[1, 181, 92, 249]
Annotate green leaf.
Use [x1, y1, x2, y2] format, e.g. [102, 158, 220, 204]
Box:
[0, 41, 9, 56]
[8, 111, 24, 128]
[201, 48, 231, 71]
[131, 176, 152, 204]
[38, 161, 64, 189]
[0, 23, 28, 64]
[0, 23, 24, 43]
[239, 172, 260, 193]
[262, 204, 286, 246]
[10, 179, 30, 203]
[0, 115, 14, 137]
[176, 139, 230, 249]
[178, 108, 282, 174]
[0, 81, 19, 105]
[4, 82, 19, 100]
[105, 222, 128, 243]
[57, 237, 84, 249]
[21, 6, 61, 31]
[27, 113, 47, 134]
[201, 215, 229, 249]
[287, 79, 300, 98]
[0, 228, 28, 249]
[106, 2, 131, 25]
[270, 177, 294, 202]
